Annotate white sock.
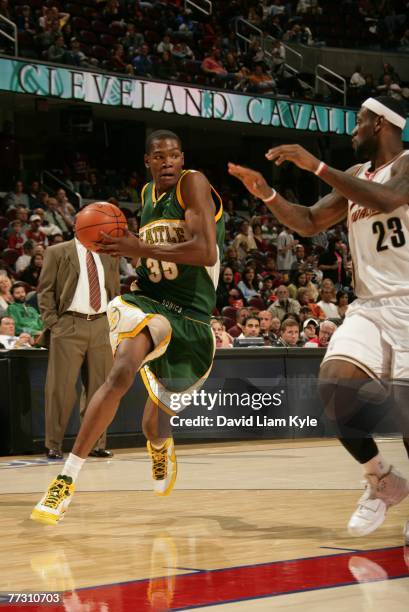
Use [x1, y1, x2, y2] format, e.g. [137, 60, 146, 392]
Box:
[363, 453, 390, 478]
[60, 453, 86, 483]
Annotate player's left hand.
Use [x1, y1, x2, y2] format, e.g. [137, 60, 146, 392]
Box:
[94, 230, 143, 258]
[265, 144, 320, 173]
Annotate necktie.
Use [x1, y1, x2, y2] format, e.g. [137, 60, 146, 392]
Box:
[86, 250, 101, 312]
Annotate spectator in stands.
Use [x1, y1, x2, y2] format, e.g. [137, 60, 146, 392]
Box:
[157, 33, 174, 55]
[297, 287, 325, 320]
[318, 236, 347, 287]
[5, 180, 29, 210]
[56, 188, 76, 224]
[25, 215, 46, 245]
[317, 286, 340, 319]
[268, 285, 301, 321]
[156, 50, 178, 80]
[360, 73, 377, 99]
[305, 319, 337, 348]
[16, 5, 36, 35]
[172, 41, 195, 61]
[210, 318, 233, 348]
[44, 197, 71, 238]
[350, 65, 366, 89]
[378, 63, 401, 85]
[237, 315, 261, 339]
[336, 290, 350, 319]
[301, 317, 319, 343]
[65, 38, 91, 68]
[31, 207, 62, 239]
[0, 275, 13, 312]
[247, 64, 276, 93]
[227, 287, 245, 309]
[15, 206, 30, 231]
[15, 240, 34, 274]
[216, 266, 237, 310]
[260, 275, 275, 303]
[132, 43, 154, 77]
[228, 307, 250, 337]
[290, 244, 306, 275]
[237, 267, 260, 302]
[7, 282, 43, 338]
[121, 23, 145, 56]
[0, 315, 33, 349]
[201, 47, 228, 79]
[7, 220, 26, 254]
[277, 318, 301, 347]
[232, 221, 257, 262]
[377, 73, 405, 100]
[399, 28, 409, 51]
[259, 310, 280, 345]
[288, 271, 308, 299]
[276, 225, 298, 273]
[47, 35, 67, 64]
[111, 43, 130, 73]
[271, 40, 286, 75]
[28, 180, 42, 209]
[19, 254, 43, 288]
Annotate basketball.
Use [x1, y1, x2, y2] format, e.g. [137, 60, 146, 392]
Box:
[75, 202, 128, 251]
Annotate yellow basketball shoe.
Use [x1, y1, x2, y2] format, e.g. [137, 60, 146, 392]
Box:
[147, 438, 177, 496]
[30, 475, 75, 525]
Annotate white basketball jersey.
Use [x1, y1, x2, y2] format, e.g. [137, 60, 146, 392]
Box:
[348, 150, 409, 299]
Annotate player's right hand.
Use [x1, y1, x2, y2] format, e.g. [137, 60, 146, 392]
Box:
[228, 163, 273, 201]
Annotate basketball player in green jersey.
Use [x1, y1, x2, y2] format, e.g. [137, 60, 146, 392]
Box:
[31, 130, 225, 524]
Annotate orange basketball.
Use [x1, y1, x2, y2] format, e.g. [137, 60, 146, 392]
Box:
[75, 202, 127, 251]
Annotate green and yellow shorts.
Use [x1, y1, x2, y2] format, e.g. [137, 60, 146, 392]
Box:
[107, 294, 215, 414]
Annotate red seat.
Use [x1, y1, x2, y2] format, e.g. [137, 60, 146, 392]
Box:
[91, 20, 110, 34]
[91, 45, 111, 61]
[79, 30, 98, 45]
[72, 16, 90, 31]
[100, 34, 117, 47]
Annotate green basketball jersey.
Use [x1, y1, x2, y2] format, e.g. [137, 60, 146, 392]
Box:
[134, 169, 224, 317]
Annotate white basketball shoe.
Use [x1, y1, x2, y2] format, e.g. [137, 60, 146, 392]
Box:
[147, 438, 177, 496]
[348, 467, 409, 537]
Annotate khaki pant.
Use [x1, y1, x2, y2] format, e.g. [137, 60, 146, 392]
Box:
[45, 313, 113, 451]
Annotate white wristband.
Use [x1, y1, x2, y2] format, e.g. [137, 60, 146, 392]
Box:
[262, 189, 277, 203]
[314, 161, 327, 176]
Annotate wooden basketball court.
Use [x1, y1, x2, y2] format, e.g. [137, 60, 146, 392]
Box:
[1, 438, 408, 610]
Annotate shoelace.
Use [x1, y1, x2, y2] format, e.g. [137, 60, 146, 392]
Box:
[43, 480, 69, 509]
[151, 447, 167, 481]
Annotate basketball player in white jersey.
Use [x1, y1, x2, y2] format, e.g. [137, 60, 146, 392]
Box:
[228, 96, 409, 540]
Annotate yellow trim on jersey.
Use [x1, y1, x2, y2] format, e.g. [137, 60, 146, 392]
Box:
[176, 169, 223, 222]
[140, 182, 149, 208]
[152, 183, 167, 206]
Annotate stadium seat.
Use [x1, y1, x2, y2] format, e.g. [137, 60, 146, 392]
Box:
[72, 17, 90, 31]
[79, 30, 98, 46]
[91, 20, 110, 34]
[100, 34, 117, 48]
[109, 22, 127, 37]
[91, 45, 111, 61]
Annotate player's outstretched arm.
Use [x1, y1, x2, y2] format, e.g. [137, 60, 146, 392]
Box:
[96, 172, 217, 266]
[227, 162, 348, 236]
[265, 144, 409, 213]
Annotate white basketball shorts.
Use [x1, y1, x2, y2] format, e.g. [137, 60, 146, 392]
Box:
[323, 295, 409, 380]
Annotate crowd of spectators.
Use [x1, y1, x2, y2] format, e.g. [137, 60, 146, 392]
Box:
[210, 195, 354, 349]
[1, 1, 408, 105]
[0, 165, 356, 354]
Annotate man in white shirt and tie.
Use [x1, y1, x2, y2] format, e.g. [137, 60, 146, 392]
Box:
[38, 234, 120, 459]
